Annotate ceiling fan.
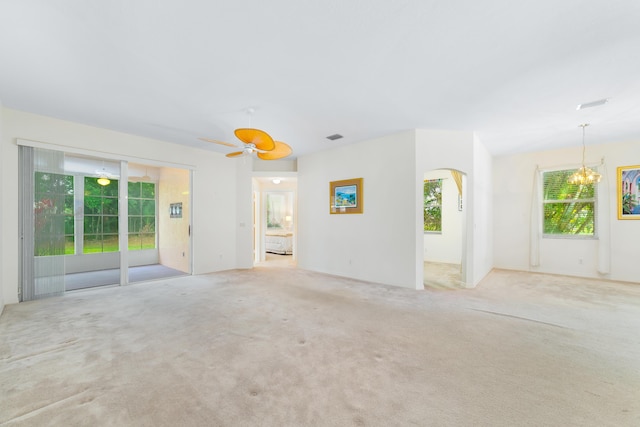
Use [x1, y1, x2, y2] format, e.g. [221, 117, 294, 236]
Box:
[200, 128, 292, 160]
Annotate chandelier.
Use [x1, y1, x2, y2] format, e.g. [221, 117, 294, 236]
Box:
[568, 124, 601, 185]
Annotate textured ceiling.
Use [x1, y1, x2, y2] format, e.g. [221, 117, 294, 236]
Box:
[1, 0, 639, 159]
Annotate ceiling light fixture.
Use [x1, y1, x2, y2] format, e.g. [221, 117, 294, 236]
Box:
[97, 164, 111, 186]
[568, 124, 601, 185]
[272, 179, 281, 184]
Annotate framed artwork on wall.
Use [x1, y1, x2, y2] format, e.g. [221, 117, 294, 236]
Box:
[617, 165, 640, 219]
[330, 178, 363, 214]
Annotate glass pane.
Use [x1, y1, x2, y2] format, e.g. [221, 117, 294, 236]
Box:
[65, 236, 75, 255]
[103, 198, 118, 215]
[544, 202, 594, 235]
[102, 235, 119, 252]
[103, 216, 119, 233]
[142, 217, 155, 233]
[141, 233, 155, 249]
[142, 200, 155, 216]
[141, 182, 155, 199]
[64, 215, 74, 234]
[64, 175, 74, 194]
[128, 233, 141, 250]
[102, 179, 119, 197]
[84, 216, 102, 234]
[84, 197, 102, 215]
[34, 235, 65, 256]
[543, 170, 595, 200]
[84, 177, 102, 196]
[424, 179, 442, 232]
[128, 181, 141, 198]
[128, 199, 141, 216]
[64, 195, 74, 215]
[128, 216, 141, 233]
[35, 172, 49, 193]
[83, 235, 102, 253]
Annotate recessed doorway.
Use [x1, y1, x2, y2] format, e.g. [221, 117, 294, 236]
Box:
[252, 176, 297, 268]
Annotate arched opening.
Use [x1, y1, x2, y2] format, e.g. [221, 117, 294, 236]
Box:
[422, 168, 467, 289]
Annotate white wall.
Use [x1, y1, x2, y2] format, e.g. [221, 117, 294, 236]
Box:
[1, 108, 240, 304]
[0, 103, 4, 315]
[493, 139, 640, 283]
[423, 170, 463, 264]
[298, 131, 419, 289]
[471, 136, 493, 285]
[158, 167, 191, 272]
[235, 157, 254, 269]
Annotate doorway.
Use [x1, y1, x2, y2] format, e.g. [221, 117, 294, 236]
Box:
[422, 168, 466, 289]
[253, 176, 297, 268]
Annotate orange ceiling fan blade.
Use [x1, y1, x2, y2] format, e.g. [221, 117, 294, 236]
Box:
[198, 137, 238, 147]
[225, 151, 245, 158]
[257, 141, 292, 160]
[234, 128, 275, 151]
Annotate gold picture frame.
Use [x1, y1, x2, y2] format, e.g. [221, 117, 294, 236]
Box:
[330, 178, 363, 214]
[617, 164, 640, 220]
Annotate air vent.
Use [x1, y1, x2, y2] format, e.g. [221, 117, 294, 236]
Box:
[326, 134, 343, 141]
[576, 98, 608, 110]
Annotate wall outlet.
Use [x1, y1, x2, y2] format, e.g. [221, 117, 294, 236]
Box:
[578, 258, 583, 265]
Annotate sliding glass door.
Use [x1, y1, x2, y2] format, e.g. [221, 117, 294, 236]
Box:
[19, 145, 192, 300]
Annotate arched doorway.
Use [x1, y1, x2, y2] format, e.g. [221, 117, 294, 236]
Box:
[422, 168, 467, 289]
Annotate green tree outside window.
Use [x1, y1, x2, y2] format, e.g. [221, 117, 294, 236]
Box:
[543, 169, 596, 236]
[128, 181, 156, 250]
[424, 179, 442, 232]
[34, 172, 75, 256]
[84, 177, 119, 253]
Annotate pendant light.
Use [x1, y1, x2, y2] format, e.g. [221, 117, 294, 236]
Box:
[97, 176, 111, 186]
[568, 124, 601, 185]
[97, 164, 111, 186]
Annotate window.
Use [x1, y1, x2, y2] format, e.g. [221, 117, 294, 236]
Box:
[128, 181, 156, 250]
[424, 179, 442, 232]
[84, 177, 119, 253]
[34, 172, 75, 256]
[543, 169, 596, 237]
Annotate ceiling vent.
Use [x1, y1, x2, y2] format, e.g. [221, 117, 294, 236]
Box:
[576, 98, 609, 110]
[326, 134, 343, 141]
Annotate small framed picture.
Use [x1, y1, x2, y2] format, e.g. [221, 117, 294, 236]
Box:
[330, 178, 363, 214]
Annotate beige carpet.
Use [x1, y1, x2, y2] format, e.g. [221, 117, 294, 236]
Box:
[1, 268, 639, 426]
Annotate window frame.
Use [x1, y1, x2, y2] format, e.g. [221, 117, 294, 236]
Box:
[541, 167, 598, 240]
[83, 176, 120, 253]
[423, 178, 443, 234]
[127, 181, 157, 251]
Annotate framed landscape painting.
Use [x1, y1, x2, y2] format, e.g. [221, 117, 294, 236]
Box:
[330, 178, 363, 214]
[617, 165, 640, 219]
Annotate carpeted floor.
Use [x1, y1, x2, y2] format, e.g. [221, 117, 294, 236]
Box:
[1, 268, 639, 426]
